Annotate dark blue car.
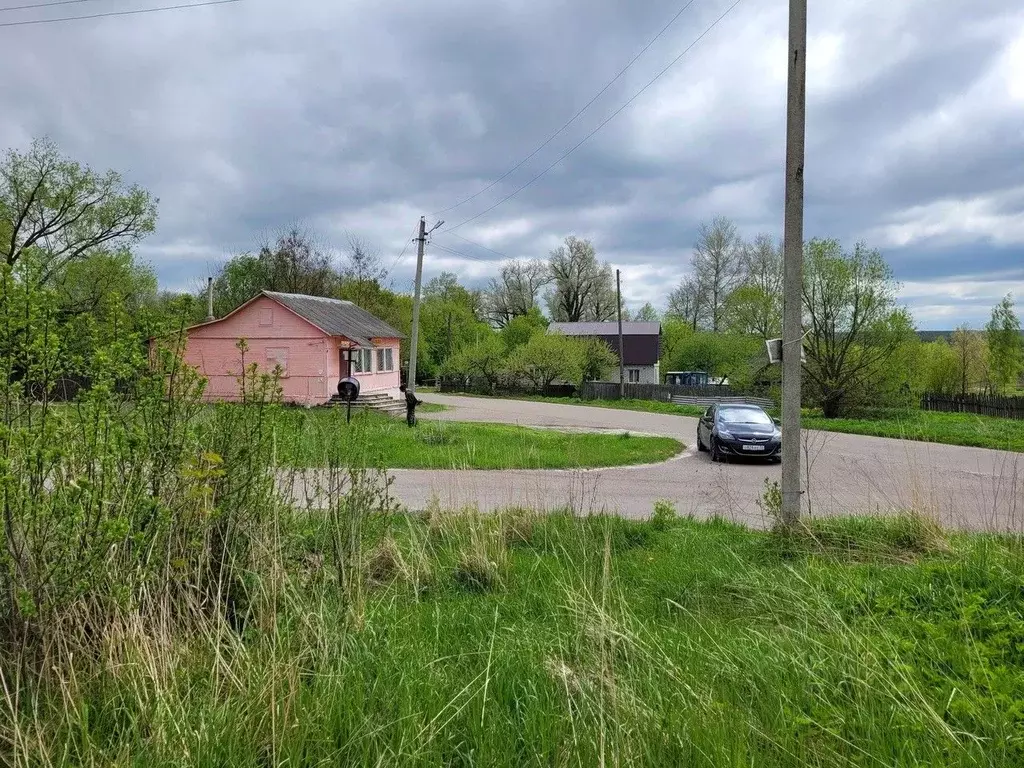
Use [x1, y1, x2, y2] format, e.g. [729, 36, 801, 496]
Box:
[696, 404, 781, 463]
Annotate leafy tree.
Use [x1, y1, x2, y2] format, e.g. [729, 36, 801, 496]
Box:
[0, 138, 157, 286]
[484, 259, 550, 327]
[635, 302, 660, 322]
[985, 294, 1023, 394]
[545, 236, 616, 322]
[666, 276, 703, 330]
[920, 339, 960, 396]
[661, 328, 761, 386]
[506, 332, 582, 391]
[950, 326, 987, 395]
[691, 216, 744, 332]
[338, 234, 388, 309]
[443, 334, 507, 390]
[576, 336, 618, 385]
[212, 228, 337, 315]
[725, 233, 782, 338]
[802, 239, 915, 418]
[500, 306, 548, 351]
[420, 272, 489, 372]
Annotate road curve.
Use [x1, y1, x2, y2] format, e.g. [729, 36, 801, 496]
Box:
[383, 394, 1023, 531]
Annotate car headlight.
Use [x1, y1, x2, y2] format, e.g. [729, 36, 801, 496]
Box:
[717, 429, 734, 440]
[773, 427, 782, 438]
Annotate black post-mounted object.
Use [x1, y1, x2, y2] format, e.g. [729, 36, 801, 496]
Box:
[338, 376, 360, 424]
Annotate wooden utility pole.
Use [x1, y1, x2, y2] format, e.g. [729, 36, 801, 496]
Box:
[616, 269, 625, 399]
[781, 0, 807, 525]
[407, 216, 427, 393]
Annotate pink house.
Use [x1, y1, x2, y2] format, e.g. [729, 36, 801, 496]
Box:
[180, 291, 404, 405]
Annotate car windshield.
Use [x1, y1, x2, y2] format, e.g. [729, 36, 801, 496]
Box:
[719, 407, 772, 425]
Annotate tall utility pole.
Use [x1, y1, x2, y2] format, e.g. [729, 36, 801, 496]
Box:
[616, 269, 625, 399]
[407, 216, 427, 394]
[780, 0, 807, 526]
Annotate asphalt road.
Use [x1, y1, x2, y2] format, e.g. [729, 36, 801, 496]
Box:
[381, 394, 1024, 531]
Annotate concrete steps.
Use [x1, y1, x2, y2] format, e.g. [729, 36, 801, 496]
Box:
[328, 390, 406, 418]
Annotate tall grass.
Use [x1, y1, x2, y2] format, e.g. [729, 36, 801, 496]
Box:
[2, 275, 1023, 765]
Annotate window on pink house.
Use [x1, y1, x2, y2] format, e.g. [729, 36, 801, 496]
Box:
[352, 349, 373, 374]
[259, 308, 273, 326]
[376, 348, 394, 372]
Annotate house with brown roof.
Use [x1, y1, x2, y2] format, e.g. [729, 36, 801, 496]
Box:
[548, 321, 662, 384]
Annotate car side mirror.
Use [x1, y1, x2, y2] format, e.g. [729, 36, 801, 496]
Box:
[772, 418, 781, 426]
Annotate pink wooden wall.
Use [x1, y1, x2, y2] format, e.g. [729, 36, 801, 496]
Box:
[182, 295, 401, 405]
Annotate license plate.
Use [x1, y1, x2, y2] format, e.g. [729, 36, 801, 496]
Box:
[741, 445, 766, 451]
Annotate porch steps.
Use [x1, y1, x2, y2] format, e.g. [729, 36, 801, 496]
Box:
[328, 390, 406, 418]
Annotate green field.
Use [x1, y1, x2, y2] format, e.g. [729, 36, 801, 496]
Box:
[802, 407, 1024, 452]
[12, 509, 1024, 766]
[269, 408, 684, 469]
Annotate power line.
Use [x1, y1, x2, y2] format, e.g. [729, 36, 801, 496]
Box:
[0, 0, 239, 28]
[443, 0, 744, 234]
[429, 242, 491, 263]
[429, 0, 699, 217]
[0, 0, 104, 13]
[435, 230, 511, 260]
[386, 226, 420, 278]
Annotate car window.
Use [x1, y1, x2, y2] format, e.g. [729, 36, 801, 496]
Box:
[718, 407, 772, 425]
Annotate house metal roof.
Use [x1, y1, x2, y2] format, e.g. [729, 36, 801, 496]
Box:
[264, 292, 405, 345]
[548, 321, 661, 336]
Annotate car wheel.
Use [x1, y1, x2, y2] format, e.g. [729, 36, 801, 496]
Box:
[697, 430, 707, 452]
[771, 456, 782, 464]
[710, 437, 721, 463]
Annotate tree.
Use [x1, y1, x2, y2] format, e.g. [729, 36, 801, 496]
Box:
[802, 239, 915, 418]
[921, 339, 960, 396]
[545, 236, 616, 322]
[691, 216, 743, 332]
[1, 138, 157, 286]
[212, 227, 337, 315]
[484, 259, 550, 327]
[725, 233, 782, 338]
[666, 276, 703, 330]
[635, 302, 660, 322]
[950, 326, 987, 395]
[420, 272, 488, 371]
[986, 294, 1023, 394]
[576, 336, 618, 385]
[500, 306, 548, 351]
[443, 334, 507, 390]
[507, 332, 582, 392]
[338, 234, 387, 308]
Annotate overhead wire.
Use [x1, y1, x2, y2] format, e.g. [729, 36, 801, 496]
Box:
[0, 0, 239, 28]
[442, 0, 745, 234]
[0, 0, 104, 12]
[429, 242, 492, 263]
[428, 0, 700, 217]
[434, 230, 511, 260]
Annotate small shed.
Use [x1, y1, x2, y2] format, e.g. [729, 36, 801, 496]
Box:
[548, 321, 662, 384]
[180, 291, 404, 405]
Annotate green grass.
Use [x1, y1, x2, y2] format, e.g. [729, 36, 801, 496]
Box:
[437, 391, 709, 418]
[16, 509, 1024, 766]
[269, 408, 684, 469]
[803, 407, 1024, 453]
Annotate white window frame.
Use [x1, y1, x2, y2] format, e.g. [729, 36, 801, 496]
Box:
[628, 368, 641, 383]
[352, 348, 373, 374]
[376, 347, 395, 372]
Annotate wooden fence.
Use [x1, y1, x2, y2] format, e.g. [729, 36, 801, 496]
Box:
[581, 381, 776, 408]
[921, 392, 1024, 420]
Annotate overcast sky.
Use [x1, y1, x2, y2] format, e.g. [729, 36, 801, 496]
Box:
[1, 0, 1022, 329]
